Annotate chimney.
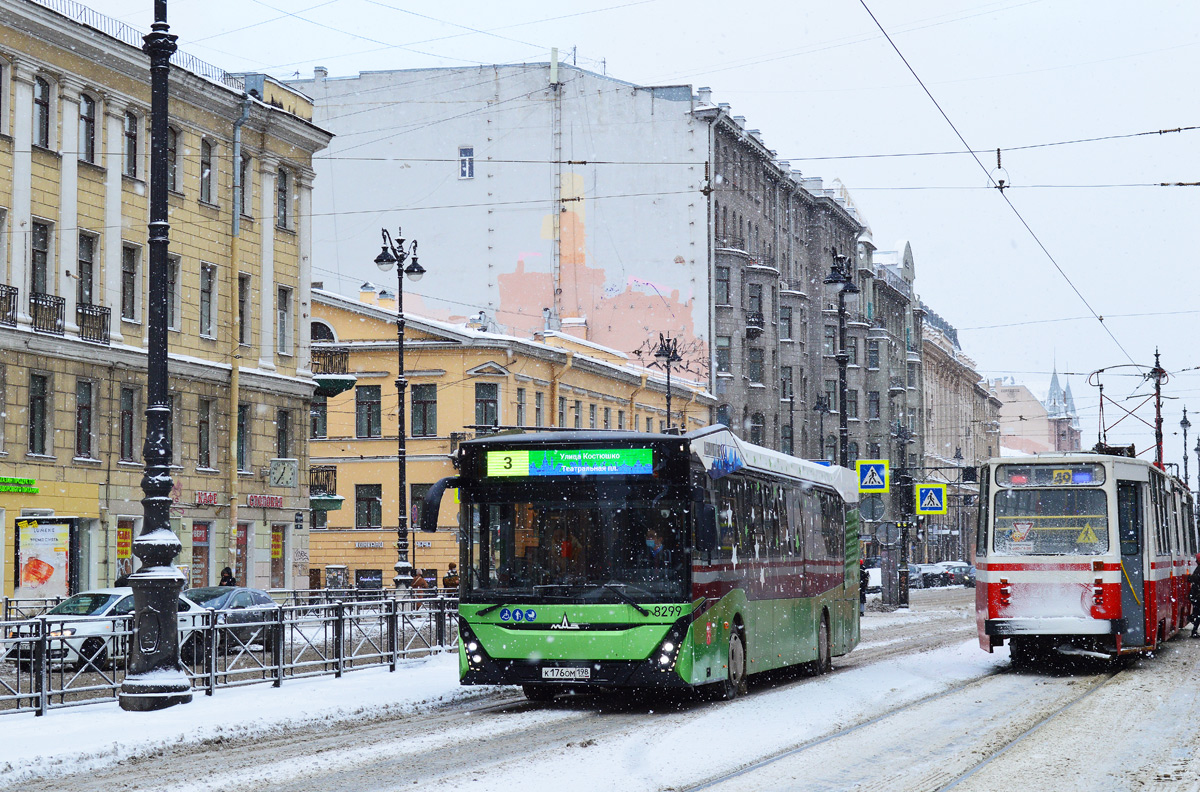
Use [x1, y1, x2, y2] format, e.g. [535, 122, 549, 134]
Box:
[376, 288, 396, 311]
[314, 66, 328, 80]
[359, 282, 378, 305]
[718, 102, 731, 112]
[697, 86, 712, 104]
[733, 115, 746, 128]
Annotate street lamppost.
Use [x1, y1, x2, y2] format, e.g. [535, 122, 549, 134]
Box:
[654, 333, 681, 432]
[813, 396, 831, 460]
[120, 0, 190, 711]
[953, 447, 965, 562]
[374, 228, 426, 588]
[1182, 407, 1191, 488]
[823, 251, 859, 467]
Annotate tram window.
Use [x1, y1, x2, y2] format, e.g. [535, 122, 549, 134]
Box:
[993, 488, 1109, 556]
[1117, 482, 1141, 556]
[975, 470, 990, 559]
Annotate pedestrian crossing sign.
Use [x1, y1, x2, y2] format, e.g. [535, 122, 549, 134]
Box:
[916, 483, 947, 515]
[857, 460, 889, 493]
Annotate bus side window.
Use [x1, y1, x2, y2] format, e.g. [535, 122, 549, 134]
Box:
[1117, 481, 1141, 556]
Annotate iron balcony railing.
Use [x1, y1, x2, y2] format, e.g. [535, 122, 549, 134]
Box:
[311, 346, 349, 375]
[310, 465, 337, 496]
[30, 292, 64, 335]
[745, 310, 765, 339]
[76, 303, 110, 344]
[0, 285, 16, 327]
[715, 236, 747, 252]
[779, 278, 806, 293]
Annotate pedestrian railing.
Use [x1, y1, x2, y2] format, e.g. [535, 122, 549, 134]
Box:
[0, 594, 459, 716]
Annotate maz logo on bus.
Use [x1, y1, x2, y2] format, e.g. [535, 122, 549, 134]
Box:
[498, 608, 537, 622]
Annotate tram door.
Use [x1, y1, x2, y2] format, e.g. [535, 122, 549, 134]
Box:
[1117, 481, 1146, 648]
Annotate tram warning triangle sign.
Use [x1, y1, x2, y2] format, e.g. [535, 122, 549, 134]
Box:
[916, 483, 947, 515]
[857, 460, 889, 493]
[1077, 523, 1100, 544]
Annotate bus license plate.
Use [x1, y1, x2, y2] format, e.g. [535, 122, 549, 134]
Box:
[542, 667, 590, 681]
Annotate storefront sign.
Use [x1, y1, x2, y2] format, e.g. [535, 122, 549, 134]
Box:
[117, 526, 133, 560]
[416, 540, 433, 549]
[17, 519, 70, 596]
[355, 541, 384, 548]
[196, 491, 220, 506]
[0, 477, 38, 494]
[271, 532, 283, 560]
[247, 494, 284, 509]
[192, 524, 209, 544]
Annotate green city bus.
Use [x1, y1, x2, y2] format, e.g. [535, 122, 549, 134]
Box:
[420, 425, 861, 700]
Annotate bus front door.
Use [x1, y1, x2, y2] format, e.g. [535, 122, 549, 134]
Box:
[1117, 481, 1146, 648]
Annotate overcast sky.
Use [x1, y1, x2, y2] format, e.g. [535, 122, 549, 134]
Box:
[100, 0, 1200, 468]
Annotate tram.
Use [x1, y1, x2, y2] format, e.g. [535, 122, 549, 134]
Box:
[976, 452, 1197, 663]
[420, 425, 861, 700]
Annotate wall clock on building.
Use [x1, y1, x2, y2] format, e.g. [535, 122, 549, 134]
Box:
[269, 458, 299, 488]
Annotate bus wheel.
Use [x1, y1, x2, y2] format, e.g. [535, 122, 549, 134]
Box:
[815, 615, 832, 675]
[522, 685, 558, 703]
[715, 630, 748, 700]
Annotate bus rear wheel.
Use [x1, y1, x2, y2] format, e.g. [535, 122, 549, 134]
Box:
[815, 615, 831, 674]
[714, 630, 747, 700]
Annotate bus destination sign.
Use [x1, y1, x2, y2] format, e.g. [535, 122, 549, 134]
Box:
[487, 448, 653, 478]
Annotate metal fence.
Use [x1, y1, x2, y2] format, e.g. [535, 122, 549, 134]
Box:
[0, 594, 458, 716]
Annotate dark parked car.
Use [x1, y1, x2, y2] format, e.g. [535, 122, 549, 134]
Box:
[184, 587, 279, 650]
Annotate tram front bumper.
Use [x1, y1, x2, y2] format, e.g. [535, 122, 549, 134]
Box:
[985, 617, 1116, 636]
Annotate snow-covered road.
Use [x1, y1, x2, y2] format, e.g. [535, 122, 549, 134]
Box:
[5, 588, 1200, 792]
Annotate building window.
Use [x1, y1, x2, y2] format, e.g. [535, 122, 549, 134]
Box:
[31, 222, 49, 295]
[750, 413, 765, 445]
[868, 442, 881, 458]
[123, 111, 138, 177]
[747, 282, 762, 314]
[589, 404, 597, 429]
[558, 396, 566, 427]
[781, 366, 793, 399]
[29, 374, 49, 456]
[77, 234, 95, 306]
[848, 442, 859, 466]
[310, 395, 327, 439]
[121, 246, 139, 321]
[167, 256, 180, 330]
[276, 167, 289, 227]
[412, 384, 437, 437]
[823, 325, 836, 355]
[848, 337, 858, 366]
[867, 339, 880, 369]
[646, 417, 653, 433]
[355, 484, 382, 529]
[747, 348, 764, 383]
[75, 380, 93, 458]
[475, 383, 499, 426]
[200, 140, 214, 204]
[239, 155, 250, 215]
[908, 362, 918, 388]
[535, 392, 545, 427]
[238, 274, 251, 345]
[868, 391, 880, 420]
[846, 389, 859, 420]
[237, 403, 249, 471]
[277, 285, 292, 354]
[824, 380, 837, 413]
[79, 94, 96, 162]
[779, 305, 792, 339]
[33, 77, 50, 148]
[714, 266, 730, 305]
[781, 423, 793, 456]
[716, 336, 731, 373]
[200, 263, 216, 337]
[458, 146, 474, 178]
[198, 398, 212, 467]
[516, 387, 527, 426]
[119, 387, 137, 461]
[618, 409, 625, 430]
[166, 127, 179, 191]
[574, 399, 583, 429]
[276, 409, 291, 458]
[356, 385, 381, 438]
[604, 407, 611, 429]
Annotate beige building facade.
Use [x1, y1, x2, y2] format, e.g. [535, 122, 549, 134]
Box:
[309, 287, 715, 588]
[0, 0, 331, 596]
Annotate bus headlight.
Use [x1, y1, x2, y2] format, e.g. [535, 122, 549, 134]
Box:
[467, 641, 479, 652]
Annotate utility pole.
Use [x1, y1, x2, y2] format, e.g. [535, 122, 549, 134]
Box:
[1181, 407, 1191, 488]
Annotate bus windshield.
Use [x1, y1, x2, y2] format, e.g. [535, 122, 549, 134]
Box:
[993, 488, 1110, 555]
[463, 485, 689, 602]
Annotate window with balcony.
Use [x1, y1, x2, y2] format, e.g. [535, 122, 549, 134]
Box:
[356, 484, 382, 529]
[31, 222, 49, 296]
[747, 283, 762, 314]
[476, 383, 499, 426]
[356, 385, 381, 438]
[412, 384, 437, 437]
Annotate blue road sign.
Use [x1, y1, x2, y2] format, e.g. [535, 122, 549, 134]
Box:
[916, 483, 947, 515]
[857, 460, 890, 493]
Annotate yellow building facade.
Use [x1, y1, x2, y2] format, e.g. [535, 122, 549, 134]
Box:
[309, 287, 715, 588]
[0, 0, 331, 596]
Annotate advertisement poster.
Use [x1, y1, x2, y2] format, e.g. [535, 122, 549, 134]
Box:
[16, 519, 71, 598]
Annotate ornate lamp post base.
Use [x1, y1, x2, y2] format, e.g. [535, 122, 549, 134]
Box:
[119, 569, 192, 711]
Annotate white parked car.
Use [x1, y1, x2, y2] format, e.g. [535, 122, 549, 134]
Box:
[5, 588, 206, 670]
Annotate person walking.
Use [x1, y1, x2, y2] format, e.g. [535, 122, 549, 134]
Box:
[1188, 553, 1200, 638]
[859, 559, 869, 616]
[219, 566, 236, 587]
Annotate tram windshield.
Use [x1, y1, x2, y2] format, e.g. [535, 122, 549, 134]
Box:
[993, 488, 1110, 555]
[463, 483, 689, 602]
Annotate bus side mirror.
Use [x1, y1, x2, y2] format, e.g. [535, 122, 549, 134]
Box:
[421, 476, 460, 533]
[697, 504, 718, 553]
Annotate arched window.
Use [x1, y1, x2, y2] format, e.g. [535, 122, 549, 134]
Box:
[78, 94, 96, 162]
[311, 321, 335, 342]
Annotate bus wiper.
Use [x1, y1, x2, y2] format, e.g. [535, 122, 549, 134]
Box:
[477, 602, 506, 616]
[597, 583, 650, 616]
